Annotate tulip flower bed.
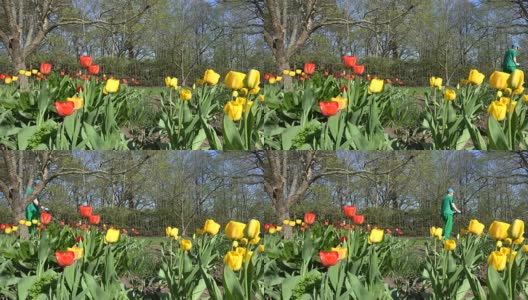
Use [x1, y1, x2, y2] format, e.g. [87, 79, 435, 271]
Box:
[2, 55, 528, 149]
[1, 205, 528, 299]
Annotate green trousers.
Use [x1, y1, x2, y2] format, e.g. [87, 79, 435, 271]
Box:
[442, 213, 453, 239]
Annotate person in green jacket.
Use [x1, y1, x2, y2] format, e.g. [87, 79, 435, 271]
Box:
[25, 180, 43, 234]
[441, 188, 461, 240]
[503, 42, 520, 74]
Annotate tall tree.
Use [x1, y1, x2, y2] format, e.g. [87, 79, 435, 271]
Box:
[223, 0, 415, 75]
[0, 0, 152, 89]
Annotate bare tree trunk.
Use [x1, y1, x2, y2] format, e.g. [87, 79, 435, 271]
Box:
[12, 52, 29, 91]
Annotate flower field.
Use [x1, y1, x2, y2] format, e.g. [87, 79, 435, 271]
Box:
[1, 205, 527, 299]
[1, 56, 528, 150]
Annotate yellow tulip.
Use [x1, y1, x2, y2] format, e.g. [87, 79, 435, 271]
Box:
[509, 69, 524, 89]
[203, 219, 220, 235]
[514, 237, 524, 245]
[467, 69, 485, 85]
[232, 240, 240, 248]
[497, 91, 503, 97]
[496, 240, 503, 248]
[523, 245, 528, 252]
[246, 69, 260, 89]
[203, 69, 220, 85]
[429, 76, 443, 88]
[67, 246, 84, 260]
[258, 245, 265, 252]
[487, 101, 507, 121]
[166, 226, 173, 237]
[245, 219, 260, 239]
[239, 88, 248, 96]
[32, 219, 38, 224]
[166, 227, 178, 239]
[459, 228, 468, 236]
[430, 226, 443, 239]
[19, 70, 25, 75]
[243, 100, 253, 113]
[249, 87, 260, 95]
[12, 76, 18, 81]
[488, 251, 507, 271]
[276, 76, 283, 81]
[282, 220, 289, 225]
[269, 78, 276, 84]
[503, 88, 512, 96]
[289, 71, 296, 77]
[509, 219, 524, 239]
[444, 239, 456, 251]
[25, 71, 32, 77]
[258, 95, 265, 102]
[295, 219, 302, 225]
[105, 79, 120, 93]
[67, 96, 84, 110]
[276, 226, 282, 231]
[368, 79, 384, 94]
[224, 250, 243, 271]
[289, 221, 296, 227]
[268, 227, 277, 234]
[503, 238, 512, 247]
[225, 221, 246, 240]
[5, 78, 12, 84]
[369, 229, 384, 244]
[514, 86, 524, 95]
[11, 226, 18, 232]
[25, 221, 32, 227]
[223, 101, 243, 121]
[105, 228, 120, 244]
[5, 228, 12, 234]
[331, 96, 348, 110]
[224, 71, 246, 90]
[32, 69, 38, 75]
[282, 70, 290, 75]
[489, 71, 510, 90]
[196, 228, 204, 235]
[180, 239, 192, 251]
[18, 220, 25, 225]
[295, 69, 302, 75]
[500, 247, 517, 262]
[235, 247, 253, 262]
[249, 236, 260, 245]
[239, 238, 248, 246]
[489, 221, 510, 240]
[444, 89, 456, 101]
[331, 246, 348, 260]
[180, 89, 192, 101]
[468, 219, 484, 235]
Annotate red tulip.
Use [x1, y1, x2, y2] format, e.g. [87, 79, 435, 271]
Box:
[40, 212, 52, 225]
[340, 86, 348, 93]
[76, 235, 85, 243]
[319, 251, 339, 267]
[343, 206, 356, 218]
[40, 63, 52, 75]
[55, 251, 75, 266]
[340, 235, 348, 242]
[386, 229, 392, 234]
[89, 215, 100, 225]
[0, 224, 5, 230]
[264, 224, 271, 230]
[54, 101, 75, 117]
[353, 65, 364, 75]
[324, 71, 329, 76]
[79, 205, 92, 218]
[0, 74, 5, 80]
[324, 221, 329, 226]
[304, 212, 316, 225]
[79, 55, 92, 68]
[353, 214, 364, 225]
[319, 101, 339, 117]
[60, 71, 65, 77]
[88, 64, 100, 75]
[342, 55, 356, 68]
[304, 62, 316, 75]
